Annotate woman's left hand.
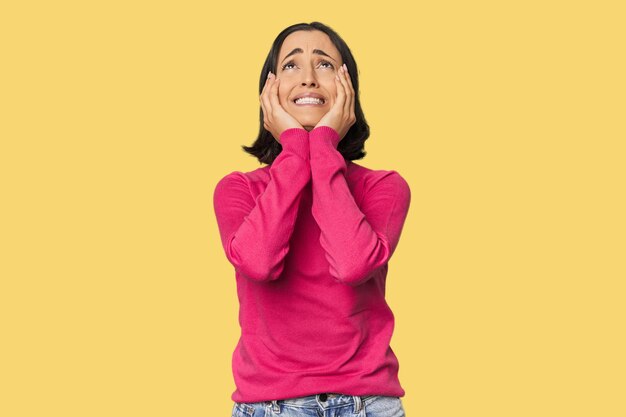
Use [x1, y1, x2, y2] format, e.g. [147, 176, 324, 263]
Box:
[314, 63, 356, 143]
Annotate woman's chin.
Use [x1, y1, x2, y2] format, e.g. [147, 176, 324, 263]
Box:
[294, 115, 321, 127]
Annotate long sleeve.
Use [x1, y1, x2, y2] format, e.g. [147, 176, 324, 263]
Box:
[309, 126, 411, 286]
[213, 128, 310, 282]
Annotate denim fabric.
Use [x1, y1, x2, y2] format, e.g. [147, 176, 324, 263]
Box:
[231, 393, 405, 417]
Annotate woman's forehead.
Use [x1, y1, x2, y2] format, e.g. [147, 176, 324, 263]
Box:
[279, 31, 339, 60]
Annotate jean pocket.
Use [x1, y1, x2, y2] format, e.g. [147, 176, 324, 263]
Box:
[231, 401, 255, 417]
[364, 396, 405, 417]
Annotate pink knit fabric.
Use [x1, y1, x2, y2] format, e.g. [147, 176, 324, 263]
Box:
[213, 126, 411, 403]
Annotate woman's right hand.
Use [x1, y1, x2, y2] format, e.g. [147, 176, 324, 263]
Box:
[260, 72, 303, 144]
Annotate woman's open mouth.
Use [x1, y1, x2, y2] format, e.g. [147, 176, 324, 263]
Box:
[293, 97, 326, 106]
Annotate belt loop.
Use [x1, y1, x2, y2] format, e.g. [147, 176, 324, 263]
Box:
[352, 395, 362, 413]
[271, 400, 280, 413]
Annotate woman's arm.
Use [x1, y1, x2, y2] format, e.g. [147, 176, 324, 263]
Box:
[213, 128, 310, 282]
[309, 126, 411, 286]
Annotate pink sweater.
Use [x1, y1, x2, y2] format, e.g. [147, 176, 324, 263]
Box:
[213, 126, 411, 403]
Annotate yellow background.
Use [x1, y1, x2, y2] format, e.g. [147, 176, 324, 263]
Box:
[1, 1, 624, 416]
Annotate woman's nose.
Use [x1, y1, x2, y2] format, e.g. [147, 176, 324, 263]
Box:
[300, 66, 318, 87]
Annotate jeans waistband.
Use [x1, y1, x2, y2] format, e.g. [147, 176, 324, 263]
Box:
[275, 393, 375, 407]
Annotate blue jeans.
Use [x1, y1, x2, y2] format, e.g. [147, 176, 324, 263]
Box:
[231, 393, 406, 417]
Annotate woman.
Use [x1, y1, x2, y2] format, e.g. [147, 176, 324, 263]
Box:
[213, 21, 411, 417]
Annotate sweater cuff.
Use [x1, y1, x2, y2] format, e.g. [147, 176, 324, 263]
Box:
[309, 126, 341, 149]
[279, 128, 309, 160]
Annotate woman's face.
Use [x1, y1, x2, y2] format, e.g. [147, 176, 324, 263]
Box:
[276, 30, 343, 131]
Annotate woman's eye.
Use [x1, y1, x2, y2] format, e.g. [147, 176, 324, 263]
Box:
[281, 60, 335, 70]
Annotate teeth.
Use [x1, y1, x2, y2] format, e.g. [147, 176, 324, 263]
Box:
[295, 97, 324, 104]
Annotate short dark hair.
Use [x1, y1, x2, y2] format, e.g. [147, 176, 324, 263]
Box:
[241, 21, 369, 165]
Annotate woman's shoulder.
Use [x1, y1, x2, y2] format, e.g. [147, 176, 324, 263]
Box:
[349, 161, 410, 192]
[214, 165, 270, 191]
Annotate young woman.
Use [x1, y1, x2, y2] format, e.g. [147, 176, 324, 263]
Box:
[214, 21, 411, 417]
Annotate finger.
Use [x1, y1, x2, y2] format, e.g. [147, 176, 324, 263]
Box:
[268, 75, 282, 110]
[343, 65, 355, 96]
[260, 76, 271, 123]
[340, 69, 352, 116]
[261, 74, 275, 122]
[343, 67, 356, 123]
[334, 71, 346, 111]
[260, 74, 271, 100]
[260, 75, 270, 110]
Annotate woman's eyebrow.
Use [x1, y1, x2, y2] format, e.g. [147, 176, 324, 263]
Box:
[280, 48, 337, 64]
